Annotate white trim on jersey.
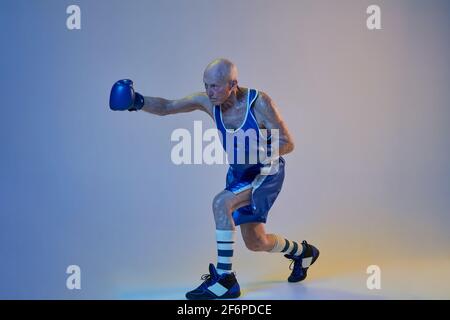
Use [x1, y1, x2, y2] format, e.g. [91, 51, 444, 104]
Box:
[220, 89, 250, 133]
[251, 174, 268, 191]
[230, 182, 253, 194]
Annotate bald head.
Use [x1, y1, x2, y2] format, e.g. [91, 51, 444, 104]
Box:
[203, 58, 240, 105]
[203, 58, 238, 84]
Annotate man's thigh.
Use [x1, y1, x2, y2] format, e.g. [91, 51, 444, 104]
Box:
[214, 188, 252, 212]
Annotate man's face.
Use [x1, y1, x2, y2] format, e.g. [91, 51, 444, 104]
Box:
[203, 73, 233, 105]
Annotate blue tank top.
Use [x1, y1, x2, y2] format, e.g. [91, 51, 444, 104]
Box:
[214, 88, 272, 175]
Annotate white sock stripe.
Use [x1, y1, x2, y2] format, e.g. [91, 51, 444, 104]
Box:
[268, 239, 278, 253]
[269, 234, 286, 252]
[294, 244, 304, 256]
[286, 240, 294, 254]
[218, 256, 233, 264]
[208, 282, 228, 296]
[277, 235, 287, 251]
[216, 268, 232, 275]
[216, 230, 236, 242]
[217, 243, 234, 250]
[289, 241, 300, 255]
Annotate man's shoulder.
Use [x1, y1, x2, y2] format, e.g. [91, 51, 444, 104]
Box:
[189, 92, 214, 115]
[189, 91, 209, 104]
[253, 90, 274, 113]
[255, 90, 271, 103]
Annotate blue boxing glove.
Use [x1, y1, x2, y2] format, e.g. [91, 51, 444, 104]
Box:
[109, 79, 144, 111]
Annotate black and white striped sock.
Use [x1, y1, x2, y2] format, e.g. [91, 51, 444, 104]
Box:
[269, 234, 304, 256]
[216, 230, 236, 275]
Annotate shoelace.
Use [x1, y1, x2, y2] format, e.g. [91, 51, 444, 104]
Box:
[201, 274, 212, 281]
[289, 260, 296, 271]
[200, 273, 217, 287]
[200, 272, 235, 282]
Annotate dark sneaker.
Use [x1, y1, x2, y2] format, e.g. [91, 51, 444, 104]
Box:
[284, 240, 320, 282]
[185, 263, 241, 300]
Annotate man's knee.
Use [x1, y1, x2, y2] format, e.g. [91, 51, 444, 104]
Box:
[212, 193, 233, 215]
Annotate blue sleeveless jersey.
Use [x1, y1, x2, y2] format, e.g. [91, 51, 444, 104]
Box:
[213, 88, 271, 177]
[213, 88, 286, 226]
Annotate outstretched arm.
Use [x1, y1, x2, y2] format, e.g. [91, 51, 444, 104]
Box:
[109, 79, 211, 116]
[142, 92, 211, 116]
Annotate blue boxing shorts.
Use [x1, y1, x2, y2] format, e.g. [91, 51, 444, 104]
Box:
[225, 157, 286, 225]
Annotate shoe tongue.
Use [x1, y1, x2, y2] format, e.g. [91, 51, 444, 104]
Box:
[209, 263, 219, 279]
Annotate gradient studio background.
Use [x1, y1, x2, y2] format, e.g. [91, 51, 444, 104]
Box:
[1, 0, 449, 299]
